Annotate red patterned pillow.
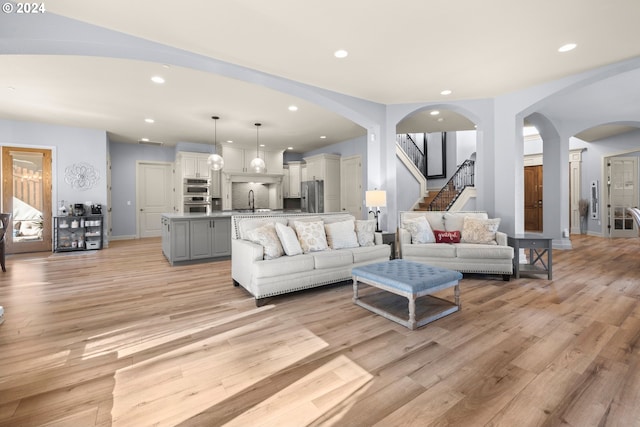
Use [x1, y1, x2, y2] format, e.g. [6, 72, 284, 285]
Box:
[434, 229, 461, 243]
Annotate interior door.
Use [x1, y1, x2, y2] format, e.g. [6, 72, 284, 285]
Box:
[137, 162, 173, 238]
[524, 165, 542, 232]
[1, 146, 52, 253]
[608, 156, 638, 238]
[340, 155, 362, 218]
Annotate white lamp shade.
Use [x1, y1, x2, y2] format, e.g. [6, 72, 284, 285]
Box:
[207, 153, 224, 171]
[249, 157, 266, 173]
[366, 190, 387, 207]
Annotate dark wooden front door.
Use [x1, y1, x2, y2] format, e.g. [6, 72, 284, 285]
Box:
[524, 165, 543, 232]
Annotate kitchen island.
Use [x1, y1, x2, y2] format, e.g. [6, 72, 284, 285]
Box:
[161, 210, 302, 265]
[161, 212, 233, 265]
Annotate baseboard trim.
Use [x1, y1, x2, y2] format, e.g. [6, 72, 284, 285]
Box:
[110, 235, 137, 241]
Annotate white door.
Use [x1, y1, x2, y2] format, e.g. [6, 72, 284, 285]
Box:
[608, 156, 638, 238]
[137, 162, 173, 238]
[340, 155, 362, 217]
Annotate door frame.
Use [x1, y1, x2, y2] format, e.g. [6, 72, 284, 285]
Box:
[602, 152, 639, 238]
[340, 155, 362, 218]
[1, 145, 54, 253]
[135, 161, 174, 238]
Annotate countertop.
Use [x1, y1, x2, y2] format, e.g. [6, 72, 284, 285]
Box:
[162, 210, 302, 219]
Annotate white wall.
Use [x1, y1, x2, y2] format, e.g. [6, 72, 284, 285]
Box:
[0, 118, 108, 220]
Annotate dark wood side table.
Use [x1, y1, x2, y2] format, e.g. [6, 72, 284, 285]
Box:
[507, 234, 552, 279]
[379, 231, 396, 259]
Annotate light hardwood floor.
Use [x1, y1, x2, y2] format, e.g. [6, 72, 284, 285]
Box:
[1, 235, 640, 426]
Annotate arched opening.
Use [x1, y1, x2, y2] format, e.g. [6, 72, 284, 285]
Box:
[395, 105, 479, 212]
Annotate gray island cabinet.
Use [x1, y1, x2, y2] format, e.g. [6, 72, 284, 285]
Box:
[161, 213, 232, 265]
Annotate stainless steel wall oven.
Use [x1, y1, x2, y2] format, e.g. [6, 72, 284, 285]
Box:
[184, 178, 211, 213]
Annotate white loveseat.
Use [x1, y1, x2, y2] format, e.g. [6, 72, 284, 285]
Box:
[398, 211, 514, 280]
[232, 212, 391, 306]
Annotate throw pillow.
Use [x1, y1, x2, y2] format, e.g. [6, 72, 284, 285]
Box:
[355, 219, 376, 246]
[293, 220, 329, 253]
[324, 220, 359, 250]
[444, 212, 487, 232]
[404, 216, 436, 244]
[245, 223, 284, 260]
[434, 229, 461, 243]
[275, 222, 303, 256]
[461, 217, 501, 244]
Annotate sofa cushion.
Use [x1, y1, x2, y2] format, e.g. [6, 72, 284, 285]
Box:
[461, 217, 501, 244]
[444, 212, 488, 232]
[322, 214, 356, 224]
[253, 254, 315, 279]
[293, 220, 329, 253]
[455, 243, 513, 260]
[324, 219, 359, 249]
[401, 211, 446, 231]
[238, 217, 288, 240]
[355, 219, 376, 246]
[350, 245, 391, 263]
[313, 250, 354, 269]
[245, 223, 284, 260]
[402, 243, 457, 258]
[275, 222, 303, 256]
[404, 216, 436, 244]
[434, 230, 461, 243]
[287, 216, 322, 227]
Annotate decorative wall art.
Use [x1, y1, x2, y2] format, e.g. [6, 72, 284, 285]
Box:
[64, 162, 100, 190]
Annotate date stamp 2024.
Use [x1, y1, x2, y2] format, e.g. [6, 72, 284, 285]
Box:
[2, 2, 46, 14]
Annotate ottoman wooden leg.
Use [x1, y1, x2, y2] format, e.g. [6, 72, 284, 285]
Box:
[408, 296, 417, 330]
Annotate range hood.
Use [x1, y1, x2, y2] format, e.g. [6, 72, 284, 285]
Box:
[223, 172, 283, 184]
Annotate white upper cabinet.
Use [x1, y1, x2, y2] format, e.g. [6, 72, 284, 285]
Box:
[178, 152, 211, 179]
[221, 146, 283, 174]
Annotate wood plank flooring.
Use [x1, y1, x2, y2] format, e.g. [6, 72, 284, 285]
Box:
[0, 235, 639, 426]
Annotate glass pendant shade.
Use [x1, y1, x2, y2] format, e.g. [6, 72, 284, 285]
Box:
[251, 122, 265, 173]
[207, 116, 224, 171]
[207, 153, 224, 170]
[249, 157, 265, 173]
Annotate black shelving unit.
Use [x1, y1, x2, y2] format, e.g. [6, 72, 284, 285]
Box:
[53, 215, 103, 252]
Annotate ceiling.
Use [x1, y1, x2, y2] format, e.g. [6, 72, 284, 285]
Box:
[2, 0, 640, 152]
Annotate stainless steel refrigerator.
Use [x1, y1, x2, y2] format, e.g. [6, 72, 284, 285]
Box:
[301, 180, 324, 213]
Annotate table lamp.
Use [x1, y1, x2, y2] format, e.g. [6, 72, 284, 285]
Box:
[366, 190, 387, 232]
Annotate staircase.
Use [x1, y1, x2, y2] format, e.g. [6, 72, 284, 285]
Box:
[396, 133, 475, 212]
[418, 159, 475, 211]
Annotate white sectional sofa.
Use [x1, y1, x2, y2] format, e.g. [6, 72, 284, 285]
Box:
[398, 211, 514, 280]
[231, 212, 391, 306]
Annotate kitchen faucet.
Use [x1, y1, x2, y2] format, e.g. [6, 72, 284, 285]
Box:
[248, 189, 255, 212]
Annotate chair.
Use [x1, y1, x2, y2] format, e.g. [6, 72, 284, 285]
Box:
[627, 207, 640, 237]
[0, 213, 11, 272]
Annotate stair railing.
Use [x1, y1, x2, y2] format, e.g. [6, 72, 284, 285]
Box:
[396, 134, 426, 176]
[428, 159, 475, 211]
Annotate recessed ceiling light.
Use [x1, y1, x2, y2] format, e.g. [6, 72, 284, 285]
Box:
[140, 137, 149, 142]
[320, 135, 327, 139]
[259, 144, 265, 147]
[226, 140, 233, 143]
[162, 64, 170, 69]
[334, 49, 348, 59]
[430, 110, 440, 116]
[440, 89, 452, 96]
[558, 43, 577, 53]
[151, 76, 165, 84]
[287, 147, 294, 150]
[288, 105, 298, 112]
[144, 118, 155, 123]
[437, 118, 444, 122]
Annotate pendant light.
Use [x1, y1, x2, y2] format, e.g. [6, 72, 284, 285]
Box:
[249, 122, 266, 173]
[207, 116, 224, 171]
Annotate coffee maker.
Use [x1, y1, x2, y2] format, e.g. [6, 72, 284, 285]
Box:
[73, 203, 85, 216]
[91, 204, 102, 214]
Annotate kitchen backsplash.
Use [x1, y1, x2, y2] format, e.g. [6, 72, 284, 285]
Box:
[231, 182, 269, 209]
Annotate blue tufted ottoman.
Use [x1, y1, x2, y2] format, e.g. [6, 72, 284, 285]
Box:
[352, 259, 463, 330]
